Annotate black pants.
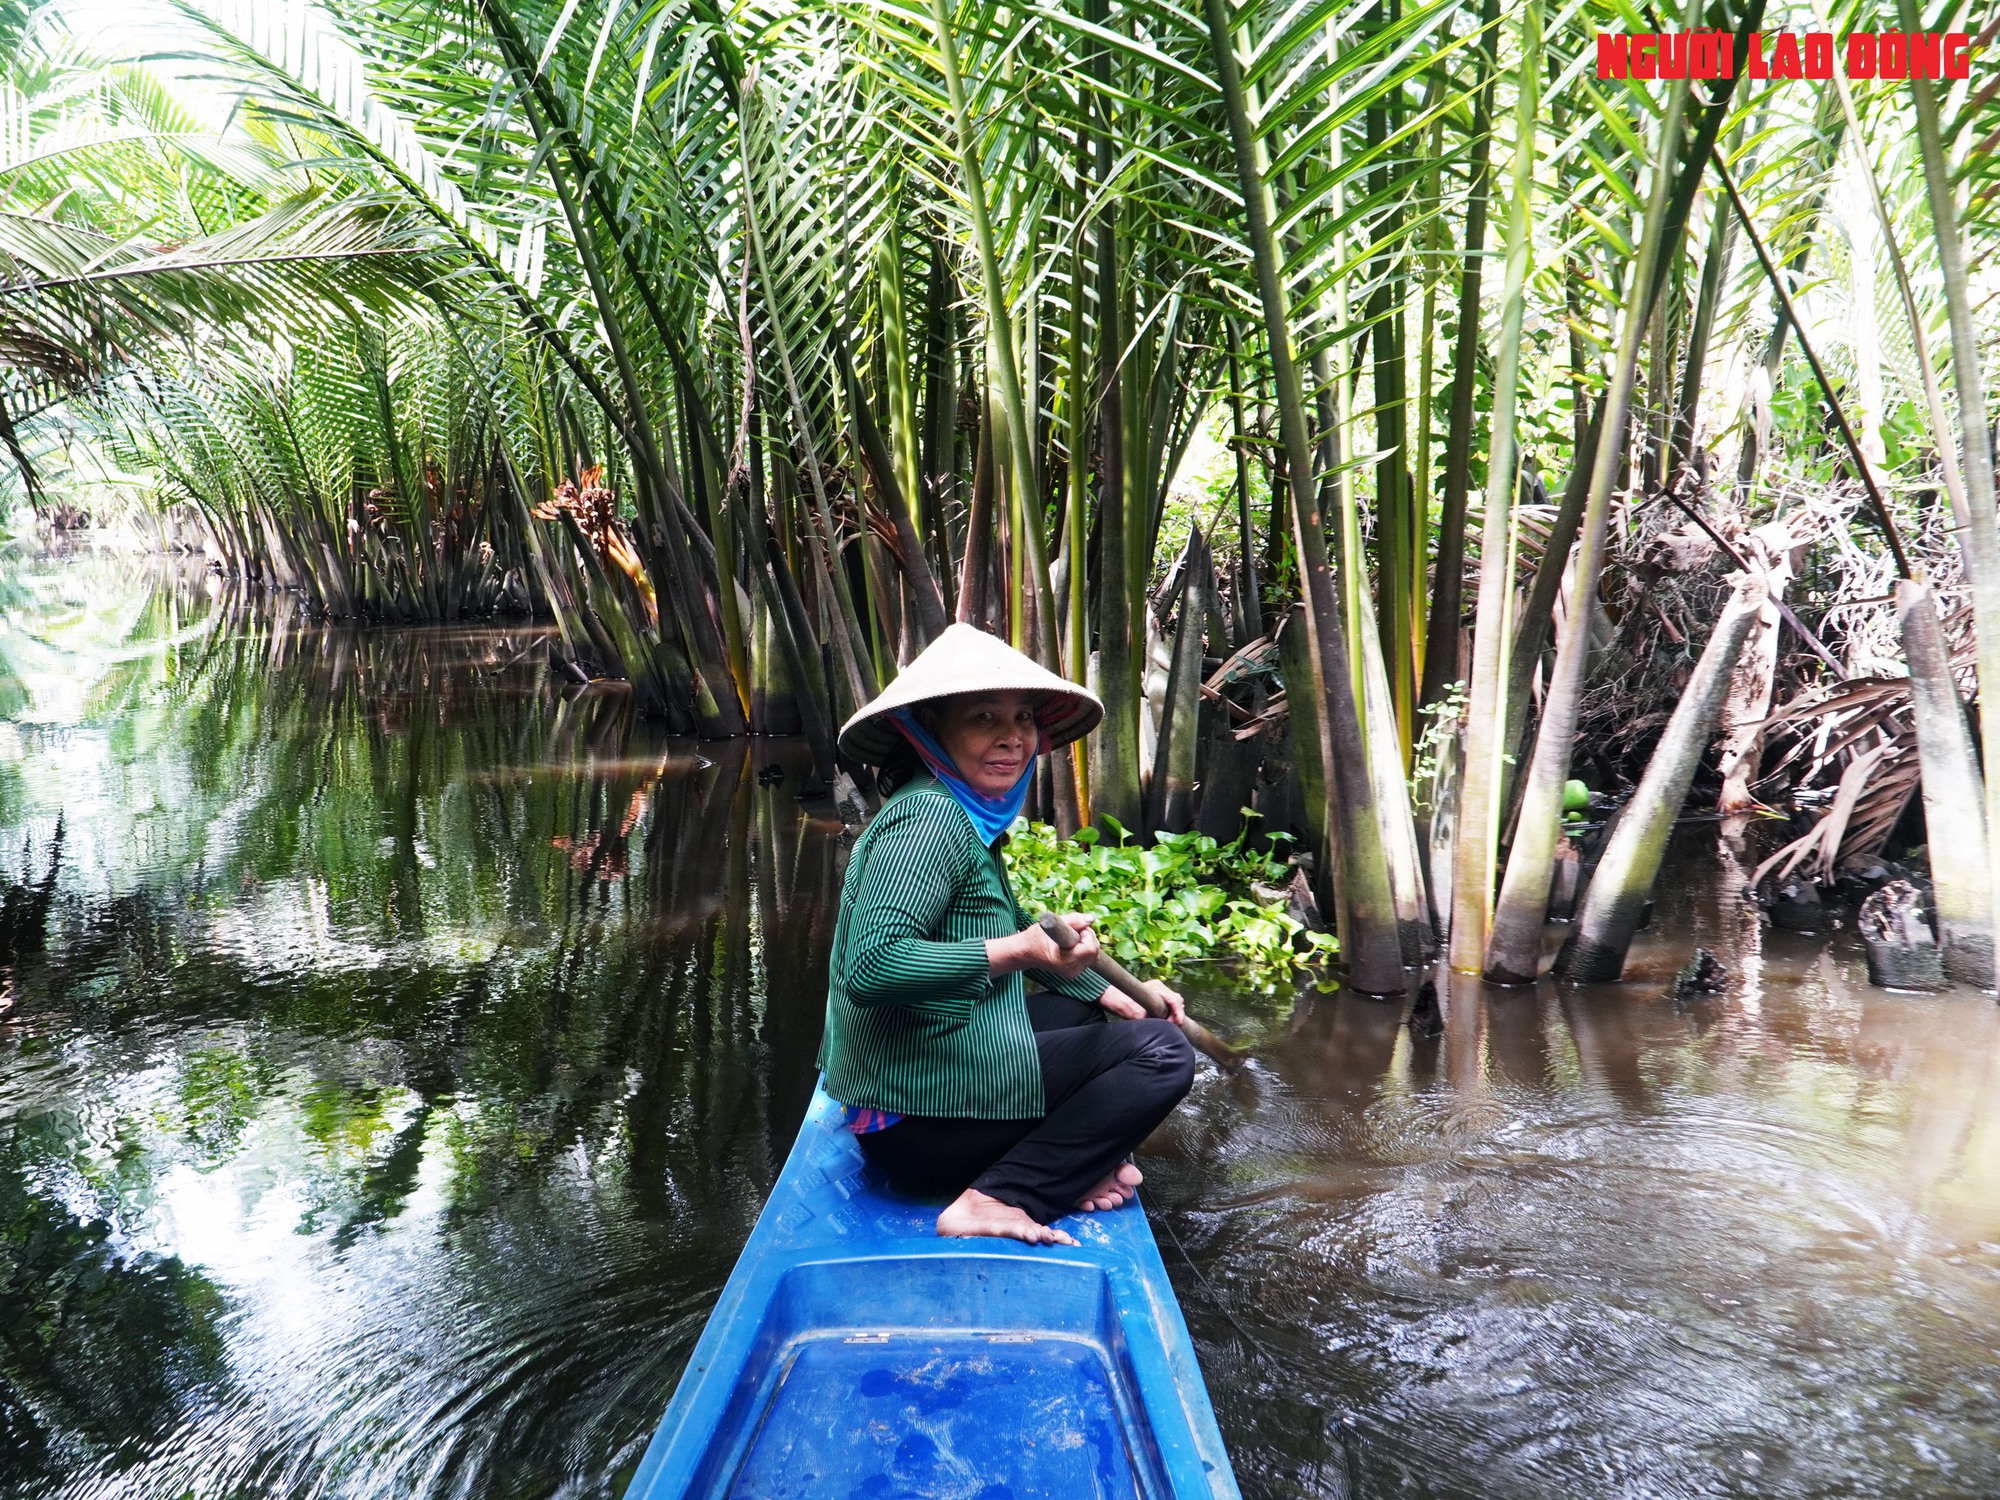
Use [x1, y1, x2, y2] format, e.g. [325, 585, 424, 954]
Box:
[856, 992, 1196, 1224]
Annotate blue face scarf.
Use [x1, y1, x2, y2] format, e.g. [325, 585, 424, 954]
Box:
[890, 708, 1038, 845]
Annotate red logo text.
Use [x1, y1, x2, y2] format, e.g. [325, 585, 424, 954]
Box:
[1595, 31, 1971, 81]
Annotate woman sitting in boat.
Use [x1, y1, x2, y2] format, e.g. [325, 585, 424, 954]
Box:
[819, 624, 1196, 1248]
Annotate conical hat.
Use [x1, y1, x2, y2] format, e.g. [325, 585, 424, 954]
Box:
[838, 623, 1103, 765]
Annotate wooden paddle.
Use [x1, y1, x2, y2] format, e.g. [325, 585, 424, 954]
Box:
[1036, 911, 1245, 1071]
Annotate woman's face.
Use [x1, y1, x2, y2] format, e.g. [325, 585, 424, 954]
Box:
[932, 690, 1040, 798]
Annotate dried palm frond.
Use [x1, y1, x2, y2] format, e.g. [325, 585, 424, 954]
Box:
[1754, 671, 1925, 885]
[1752, 743, 1889, 888]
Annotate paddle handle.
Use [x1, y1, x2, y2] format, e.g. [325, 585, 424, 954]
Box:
[1035, 912, 1244, 1071]
[1037, 911, 1156, 1008]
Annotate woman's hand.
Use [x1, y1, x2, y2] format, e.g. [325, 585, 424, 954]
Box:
[1148, 980, 1188, 1025]
[985, 913, 1101, 980]
[1101, 979, 1187, 1025]
[1098, 990, 1148, 1021]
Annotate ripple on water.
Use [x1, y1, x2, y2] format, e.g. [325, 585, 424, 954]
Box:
[1151, 959, 2000, 1498]
[23, 1133, 745, 1500]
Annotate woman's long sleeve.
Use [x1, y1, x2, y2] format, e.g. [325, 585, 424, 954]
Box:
[839, 806, 992, 1021]
[1024, 964, 1110, 1003]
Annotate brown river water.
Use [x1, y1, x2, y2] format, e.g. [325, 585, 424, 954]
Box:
[2, 553, 1997, 1498]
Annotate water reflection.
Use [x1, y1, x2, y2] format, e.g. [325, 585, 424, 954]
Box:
[0, 555, 840, 1497]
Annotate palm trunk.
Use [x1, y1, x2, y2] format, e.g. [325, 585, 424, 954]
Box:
[1089, 21, 1141, 835]
[1225, 319, 1262, 645]
[1447, 0, 1537, 971]
[1640, 239, 1680, 497]
[526, 89, 741, 733]
[959, 411, 995, 626]
[1669, 177, 1731, 489]
[1366, 21, 1414, 756]
[1264, 429, 1287, 606]
[1360, 585, 1435, 959]
[922, 240, 960, 612]
[753, 522, 839, 785]
[737, 101, 876, 714]
[482, 0, 749, 733]
[1632, 0, 1766, 325]
[1064, 212, 1094, 825]
[1559, 575, 1765, 980]
[879, 228, 926, 539]
[1150, 527, 1209, 834]
[1411, 74, 1445, 694]
[1417, 0, 1502, 711]
[1483, 51, 1696, 984]
[929, 0, 1078, 837]
[1497, 398, 1605, 819]
[1896, 579, 1993, 985]
[1205, 0, 1403, 992]
[1278, 602, 1330, 878]
[836, 335, 948, 648]
[1899, 2, 2000, 990]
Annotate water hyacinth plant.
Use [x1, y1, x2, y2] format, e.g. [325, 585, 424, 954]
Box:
[1004, 819, 1338, 989]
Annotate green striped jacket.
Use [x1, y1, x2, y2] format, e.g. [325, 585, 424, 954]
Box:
[817, 776, 1107, 1118]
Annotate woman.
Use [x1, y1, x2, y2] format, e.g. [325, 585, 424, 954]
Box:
[818, 624, 1197, 1248]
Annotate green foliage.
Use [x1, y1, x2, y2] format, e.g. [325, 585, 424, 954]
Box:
[1410, 680, 1467, 791]
[1004, 818, 1337, 990]
[106, 309, 547, 624]
[1877, 397, 1929, 474]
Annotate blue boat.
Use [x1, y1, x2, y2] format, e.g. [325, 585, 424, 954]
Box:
[626, 1081, 1242, 1499]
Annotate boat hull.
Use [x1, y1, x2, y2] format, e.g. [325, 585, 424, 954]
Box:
[627, 1082, 1240, 1499]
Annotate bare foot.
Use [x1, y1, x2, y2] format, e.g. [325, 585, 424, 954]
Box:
[1076, 1162, 1143, 1212]
[936, 1188, 1078, 1247]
